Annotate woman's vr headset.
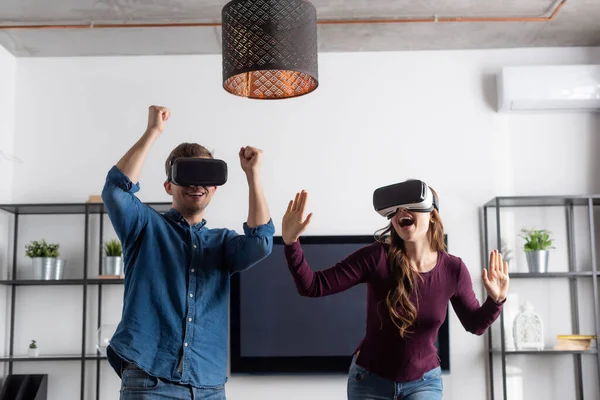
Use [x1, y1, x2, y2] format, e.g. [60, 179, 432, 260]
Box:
[373, 180, 439, 218]
[167, 157, 228, 187]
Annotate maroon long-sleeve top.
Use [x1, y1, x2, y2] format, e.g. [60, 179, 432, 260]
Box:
[283, 240, 503, 382]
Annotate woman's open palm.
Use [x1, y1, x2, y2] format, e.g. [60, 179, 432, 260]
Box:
[282, 190, 313, 245]
[482, 249, 510, 303]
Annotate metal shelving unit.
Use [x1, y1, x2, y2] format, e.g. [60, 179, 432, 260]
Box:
[0, 202, 171, 400]
[483, 195, 600, 400]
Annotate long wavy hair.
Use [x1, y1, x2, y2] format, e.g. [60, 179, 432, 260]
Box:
[375, 187, 447, 337]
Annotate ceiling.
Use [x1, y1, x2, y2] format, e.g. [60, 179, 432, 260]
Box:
[0, 0, 599, 57]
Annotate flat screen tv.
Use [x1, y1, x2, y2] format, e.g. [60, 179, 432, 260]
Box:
[230, 235, 450, 374]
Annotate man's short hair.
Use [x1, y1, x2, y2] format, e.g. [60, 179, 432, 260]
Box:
[165, 143, 214, 178]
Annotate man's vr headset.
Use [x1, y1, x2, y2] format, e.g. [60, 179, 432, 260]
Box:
[373, 180, 439, 218]
[167, 157, 228, 187]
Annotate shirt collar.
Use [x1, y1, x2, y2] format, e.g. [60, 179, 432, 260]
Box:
[164, 208, 207, 230]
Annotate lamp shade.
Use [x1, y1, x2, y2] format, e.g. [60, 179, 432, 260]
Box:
[222, 0, 319, 99]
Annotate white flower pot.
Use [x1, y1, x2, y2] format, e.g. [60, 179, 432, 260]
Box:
[28, 348, 39, 357]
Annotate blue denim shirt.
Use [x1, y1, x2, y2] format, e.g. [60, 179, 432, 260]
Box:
[101, 165, 275, 388]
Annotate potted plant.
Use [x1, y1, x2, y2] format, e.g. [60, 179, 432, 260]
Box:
[103, 239, 123, 277]
[28, 340, 39, 357]
[25, 240, 60, 280]
[519, 228, 554, 273]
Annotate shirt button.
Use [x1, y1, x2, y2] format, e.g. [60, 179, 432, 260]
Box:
[184, 343, 188, 347]
[188, 318, 192, 322]
[189, 293, 193, 297]
[191, 269, 195, 273]
[193, 244, 197, 249]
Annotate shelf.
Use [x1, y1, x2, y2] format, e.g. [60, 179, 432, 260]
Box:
[0, 354, 108, 362]
[483, 195, 600, 208]
[483, 194, 600, 400]
[509, 272, 595, 278]
[0, 278, 124, 286]
[87, 278, 124, 285]
[0, 202, 172, 215]
[491, 348, 597, 355]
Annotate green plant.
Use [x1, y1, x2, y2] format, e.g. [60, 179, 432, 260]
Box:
[29, 340, 37, 349]
[520, 228, 554, 252]
[25, 240, 59, 258]
[104, 239, 122, 257]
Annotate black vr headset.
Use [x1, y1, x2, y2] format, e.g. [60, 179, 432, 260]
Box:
[167, 157, 228, 187]
[373, 180, 439, 218]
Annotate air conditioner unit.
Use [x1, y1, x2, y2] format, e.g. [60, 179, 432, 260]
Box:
[497, 65, 600, 112]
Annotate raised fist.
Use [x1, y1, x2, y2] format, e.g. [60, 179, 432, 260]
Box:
[146, 105, 170, 135]
[239, 146, 263, 176]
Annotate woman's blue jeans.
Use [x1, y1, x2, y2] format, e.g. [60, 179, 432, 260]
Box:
[347, 355, 443, 400]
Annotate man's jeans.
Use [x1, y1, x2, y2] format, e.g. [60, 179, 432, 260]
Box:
[120, 364, 226, 400]
[347, 355, 443, 400]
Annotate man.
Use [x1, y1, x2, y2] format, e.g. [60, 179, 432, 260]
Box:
[101, 105, 275, 399]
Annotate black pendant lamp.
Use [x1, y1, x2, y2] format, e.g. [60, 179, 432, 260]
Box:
[222, 0, 319, 99]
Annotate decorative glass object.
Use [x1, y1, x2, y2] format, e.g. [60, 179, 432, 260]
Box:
[506, 365, 524, 400]
[502, 293, 520, 350]
[513, 301, 544, 350]
[96, 324, 118, 356]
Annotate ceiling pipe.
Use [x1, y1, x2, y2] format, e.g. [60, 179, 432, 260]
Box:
[0, 0, 566, 30]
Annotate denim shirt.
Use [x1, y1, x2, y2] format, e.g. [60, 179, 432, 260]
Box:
[101, 165, 275, 388]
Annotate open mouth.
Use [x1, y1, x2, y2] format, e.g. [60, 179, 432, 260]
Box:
[186, 191, 206, 199]
[399, 216, 414, 228]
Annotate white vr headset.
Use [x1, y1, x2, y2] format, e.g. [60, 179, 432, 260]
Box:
[373, 180, 439, 218]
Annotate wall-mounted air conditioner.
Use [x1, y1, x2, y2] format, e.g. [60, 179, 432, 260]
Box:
[497, 65, 600, 112]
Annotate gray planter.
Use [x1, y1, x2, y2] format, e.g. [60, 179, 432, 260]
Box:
[525, 250, 550, 273]
[103, 256, 123, 276]
[32, 257, 57, 280]
[31, 257, 65, 280]
[54, 259, 66, 280]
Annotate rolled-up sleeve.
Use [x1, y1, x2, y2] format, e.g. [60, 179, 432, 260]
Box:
[101, 166, 149, 246]
[225, 219, 275, 273]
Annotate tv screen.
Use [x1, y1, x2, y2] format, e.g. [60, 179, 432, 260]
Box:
[230, 235, 450, 374]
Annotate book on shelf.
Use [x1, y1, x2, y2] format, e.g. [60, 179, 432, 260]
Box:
[553, 335, 597, 351]
[96, 275, 122, 279]
[86, 195, 103, 203]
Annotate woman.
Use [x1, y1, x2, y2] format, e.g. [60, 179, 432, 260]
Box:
[281, 186, 509, 400]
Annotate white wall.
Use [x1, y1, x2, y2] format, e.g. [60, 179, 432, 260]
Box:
[0, 46, 15, 201]
[0, 44, 16, 376]
[5, 46, 600, 400]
